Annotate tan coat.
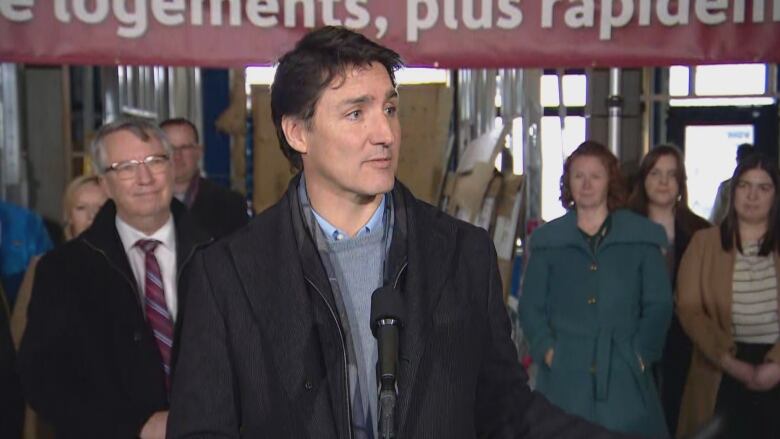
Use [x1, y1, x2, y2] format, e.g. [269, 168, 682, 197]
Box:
[676, 226, 780, 437]
[10, 256, 39, 349]
[9, 257, 54, 439]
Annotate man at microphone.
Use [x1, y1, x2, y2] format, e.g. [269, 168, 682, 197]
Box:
[168, 26, 627, 439]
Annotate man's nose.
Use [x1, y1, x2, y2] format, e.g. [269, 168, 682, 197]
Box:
[370, 111, 395, 146]
[136, 163, 154, 183]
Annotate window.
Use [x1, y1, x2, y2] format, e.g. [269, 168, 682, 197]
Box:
[685, 124, 754, 219]
[668, 63, 773, 106]
[540, 74, 587, 107]
[539, 72, 587, 221]
[541, 116, 587, 221]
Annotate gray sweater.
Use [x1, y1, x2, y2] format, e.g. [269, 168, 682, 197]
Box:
[326, 228, 384, 438]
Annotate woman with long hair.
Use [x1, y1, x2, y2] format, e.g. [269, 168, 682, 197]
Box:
[627, 145, 709, 435]
[677, 153, 780, 439]
[520, 140, 672, 438]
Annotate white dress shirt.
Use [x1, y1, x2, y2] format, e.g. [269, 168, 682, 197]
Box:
[116, 215, 179, 321]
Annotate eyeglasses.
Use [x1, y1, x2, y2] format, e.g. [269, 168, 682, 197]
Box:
[104, 154, 171, 180]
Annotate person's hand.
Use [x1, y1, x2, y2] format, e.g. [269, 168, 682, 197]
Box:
[544, 348, 555, 368]
[748, 362, 780, 391]
[720, 354, 755, 385]
[139, 410, 168, 439]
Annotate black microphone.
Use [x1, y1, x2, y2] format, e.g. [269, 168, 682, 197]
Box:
[371, 284, 404, 439]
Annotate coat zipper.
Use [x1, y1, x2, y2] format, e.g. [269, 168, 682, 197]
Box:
[84, 239, 210, 319]
[305, 276, 354, 439]
[83, 240, 143, 310]
[176, 240, 211, 286]
[304, 260, 407, 438]
[393, 262, 408, 290]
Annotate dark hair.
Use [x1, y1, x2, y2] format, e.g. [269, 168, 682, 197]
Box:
[629, 144, 710, 238]
[628, 144, 689, 215]
[560, 140, 627, 212]
[160, 117, 200, 144]
[271, 26, 403, 170]
[720, 153, 780, 255]
[736, 143, 755, 164]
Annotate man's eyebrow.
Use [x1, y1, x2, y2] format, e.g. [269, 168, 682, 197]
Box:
[338, 95, 372, 108]
[338, 89, 398, 108]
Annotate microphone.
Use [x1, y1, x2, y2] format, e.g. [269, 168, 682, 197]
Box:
[371, 284, 404, 439]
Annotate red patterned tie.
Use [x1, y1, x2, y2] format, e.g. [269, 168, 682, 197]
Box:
[136, 239, 174, 392]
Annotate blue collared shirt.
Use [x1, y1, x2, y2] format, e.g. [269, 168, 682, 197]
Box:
[311, 196, 386, 242]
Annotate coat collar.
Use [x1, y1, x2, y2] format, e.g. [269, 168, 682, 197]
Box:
[227, 173, 456, 434]
[533, 209, 667, 254]
[80, 199, 212, 281]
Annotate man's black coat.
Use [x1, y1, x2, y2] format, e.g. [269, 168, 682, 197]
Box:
[168, 176, 620, 439]
[189, 177, 248, 239]
[17, 200, 211, 438]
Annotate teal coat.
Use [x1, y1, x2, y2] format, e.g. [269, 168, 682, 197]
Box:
[519, 209, 672, 438]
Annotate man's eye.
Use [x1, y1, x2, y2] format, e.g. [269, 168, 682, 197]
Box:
[385, 105, 397, 116]
[347, 110, 361, 120]
[116, 162, 136, 172]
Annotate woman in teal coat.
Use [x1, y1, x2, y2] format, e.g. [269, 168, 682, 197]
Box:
[520, 141, 672, 438]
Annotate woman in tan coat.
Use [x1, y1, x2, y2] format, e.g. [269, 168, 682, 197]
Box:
[677, 154, 780, 439]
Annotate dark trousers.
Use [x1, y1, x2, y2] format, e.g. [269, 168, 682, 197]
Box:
[713, 342, 780, 439]
[661, 315, 693, 438]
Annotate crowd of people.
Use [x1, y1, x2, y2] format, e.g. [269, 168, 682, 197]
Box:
[0, 117, 248, 439]
[520, 140, 780, 438]
[0, 26, 777, 439]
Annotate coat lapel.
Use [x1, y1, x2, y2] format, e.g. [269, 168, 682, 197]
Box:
[80, 200, 139, 300]
[394, 184, 456, 430]
[228, 181, 349, 438]
[228, 194, 316, 401]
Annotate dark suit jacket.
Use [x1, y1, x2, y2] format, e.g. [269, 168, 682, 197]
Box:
[189, 177, 248, 239]
[168, 176, 624, 439]
[661, 209, 710, 434]
[17, 200, 211, 439]
[0, 285, 23, 438]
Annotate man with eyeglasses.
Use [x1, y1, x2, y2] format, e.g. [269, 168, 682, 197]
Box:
[18, 118, 212, 439]
[160, 118, 249, 239]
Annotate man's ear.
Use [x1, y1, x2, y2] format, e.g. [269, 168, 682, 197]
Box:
[281, 115, 308, 155]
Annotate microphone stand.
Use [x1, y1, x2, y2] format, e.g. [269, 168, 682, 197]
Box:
[371, 285, 404, 439]
[376, 317, 399, 439]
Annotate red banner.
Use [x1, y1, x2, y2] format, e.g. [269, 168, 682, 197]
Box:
[1, 0, 779, 68]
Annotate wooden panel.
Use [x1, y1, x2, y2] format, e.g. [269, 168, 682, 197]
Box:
[396, 84, 452, 205]
[251, 85, 295, 214]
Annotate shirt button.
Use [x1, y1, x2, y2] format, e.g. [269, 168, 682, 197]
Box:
[587, 297, 597, 305]
[304, 380, 313, 391]
[589, 263, 598, 271]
